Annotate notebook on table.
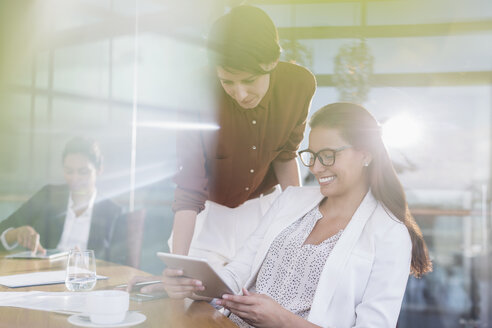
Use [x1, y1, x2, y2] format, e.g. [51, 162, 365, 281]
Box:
[0, 270, 107, 288]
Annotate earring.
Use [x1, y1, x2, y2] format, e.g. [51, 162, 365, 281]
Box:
[363, 162, 369, 167]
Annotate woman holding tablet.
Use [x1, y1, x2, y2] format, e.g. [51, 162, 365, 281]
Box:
[154, 103, 432, 327]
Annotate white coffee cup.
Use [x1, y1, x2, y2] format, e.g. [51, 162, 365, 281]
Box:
[86, 290, 129, 325]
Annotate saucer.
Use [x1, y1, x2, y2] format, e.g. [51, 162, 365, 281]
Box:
[68, 312, 146, 327]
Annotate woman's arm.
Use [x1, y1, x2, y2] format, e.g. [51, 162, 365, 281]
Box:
[171, 210, 198, 255]
[218, 187, 290, 293]
[172, 123, 209, 253]
[0, 186, 49, 252]
[218, 289, 322, 328]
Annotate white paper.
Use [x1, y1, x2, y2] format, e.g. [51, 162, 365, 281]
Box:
[0, 291, 89, 313]
[0, 291, 40, 303]
[0, 270, 107, 288]
[5, 249, 69, 259]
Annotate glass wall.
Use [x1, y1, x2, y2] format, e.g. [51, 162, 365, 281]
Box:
[255, 1, 492, 326]
[0, 0, 223, 272]
[1, 0, 492, 326]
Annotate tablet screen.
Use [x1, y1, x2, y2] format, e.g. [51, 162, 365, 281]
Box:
[156, 252, 236, 298]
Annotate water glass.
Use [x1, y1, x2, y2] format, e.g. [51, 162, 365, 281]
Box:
[65, 249, 97, 291]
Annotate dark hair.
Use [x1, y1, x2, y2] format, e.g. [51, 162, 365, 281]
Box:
[62, 136, 102, 170]
[207, 5, 281, 75]
[310, 102, 432, 278]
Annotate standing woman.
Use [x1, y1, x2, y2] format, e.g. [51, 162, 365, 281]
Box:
[170, 5, 316, 267]
[0, 137, 124, 263]
[162, 103, 432, 328]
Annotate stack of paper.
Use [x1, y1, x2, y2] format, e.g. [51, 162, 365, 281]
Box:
[0, 291, 88, 313]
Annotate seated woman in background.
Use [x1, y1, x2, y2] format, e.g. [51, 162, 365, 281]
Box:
[0, 137, 125, 263]
[160, 103, 432, 328]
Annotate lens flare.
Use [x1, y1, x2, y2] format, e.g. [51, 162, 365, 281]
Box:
[382, 114, 423, 148]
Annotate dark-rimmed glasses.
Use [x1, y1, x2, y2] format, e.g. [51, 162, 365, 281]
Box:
[298, 146, 352, 167]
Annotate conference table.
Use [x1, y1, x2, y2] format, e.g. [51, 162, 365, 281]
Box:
[0, 256, 237, 328]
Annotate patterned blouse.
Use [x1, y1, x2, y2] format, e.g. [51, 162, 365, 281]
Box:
[229, 205, 343, 327]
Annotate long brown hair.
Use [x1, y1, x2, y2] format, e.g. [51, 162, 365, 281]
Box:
[310, 102, 432, 278]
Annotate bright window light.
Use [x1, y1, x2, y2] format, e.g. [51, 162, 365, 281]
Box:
[382, 114, 423, 148]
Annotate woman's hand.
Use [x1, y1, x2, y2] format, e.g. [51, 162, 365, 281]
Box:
[217, 288, 290, 328]
[6, 226, 46, 254]
[160, 268, 206, 299]
[126, 269, 205, 299]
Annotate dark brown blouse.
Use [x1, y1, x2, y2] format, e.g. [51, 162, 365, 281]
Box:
[173, 62, 316, 213]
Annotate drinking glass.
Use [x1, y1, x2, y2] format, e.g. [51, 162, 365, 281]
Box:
[65, 249, 97, 291]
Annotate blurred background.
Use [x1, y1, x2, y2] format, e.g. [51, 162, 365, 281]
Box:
[0, 0, 491, 327]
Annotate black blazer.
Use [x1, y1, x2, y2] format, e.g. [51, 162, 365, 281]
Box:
[0, 184, 126, 264]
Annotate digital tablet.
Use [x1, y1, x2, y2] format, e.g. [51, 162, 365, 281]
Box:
[5, 249, 69, 260]
[156, 252, 235, 298]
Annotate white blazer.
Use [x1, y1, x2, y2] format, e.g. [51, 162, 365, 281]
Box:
[220, 186, 412, 328]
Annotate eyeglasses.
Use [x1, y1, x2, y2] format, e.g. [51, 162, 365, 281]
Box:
[298, 146, 352, 167]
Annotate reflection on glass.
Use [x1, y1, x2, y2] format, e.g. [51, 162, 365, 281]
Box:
[0, 0, 492, 326]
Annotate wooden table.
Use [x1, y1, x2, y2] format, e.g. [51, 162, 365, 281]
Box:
[0, 256, 237, 328]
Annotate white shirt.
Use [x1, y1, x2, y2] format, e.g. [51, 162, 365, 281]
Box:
[0, 190, 97, 251]
[229, 205, 343, 328]
[220, 187, 412, 328]
[0, 227, 17, 250]
[56, 191, 97, 251]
